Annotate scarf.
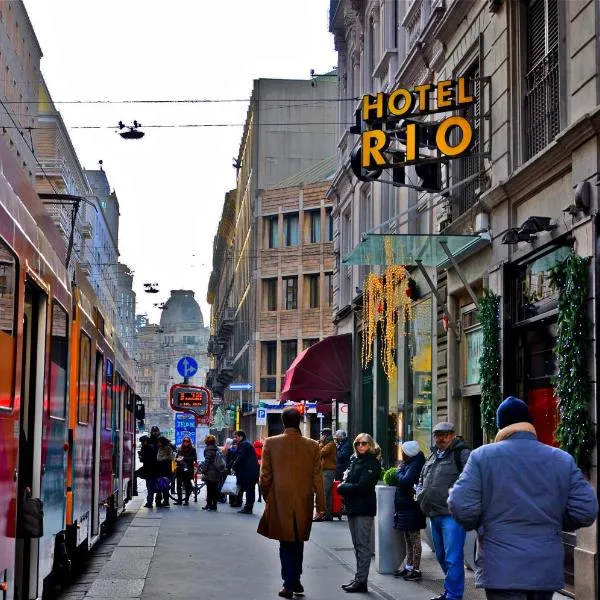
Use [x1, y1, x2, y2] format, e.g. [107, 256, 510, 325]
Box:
[494, 422, 537, 443]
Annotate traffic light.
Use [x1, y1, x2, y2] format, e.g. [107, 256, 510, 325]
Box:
[295, 402, 305, 415]
[415, 162, 442, 192]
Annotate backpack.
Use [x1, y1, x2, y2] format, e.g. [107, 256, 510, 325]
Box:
[453, 445, 469, 474]
[214, 450, 226, 472]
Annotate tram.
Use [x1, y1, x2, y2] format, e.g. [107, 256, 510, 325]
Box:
[0, 136, 137, 600]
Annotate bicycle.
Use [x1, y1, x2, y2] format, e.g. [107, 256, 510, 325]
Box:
[169, 462, 205, 503]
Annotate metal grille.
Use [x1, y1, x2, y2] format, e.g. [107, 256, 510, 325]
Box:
[524, 0, 560, 160]
[453, 67, 481, 218]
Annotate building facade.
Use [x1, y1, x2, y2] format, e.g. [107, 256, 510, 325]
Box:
[207, 76, 339, 437]
[329, 0, 598, 597]
[135, 290, 209, 436]
[0, 0, 41, 184]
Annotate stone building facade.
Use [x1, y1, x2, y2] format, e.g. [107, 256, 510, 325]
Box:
[329, 0, 598, 596]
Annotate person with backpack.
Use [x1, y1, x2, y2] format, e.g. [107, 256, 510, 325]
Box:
[200, 435, 226, 511]
[232, 430, 260, 514]
[416, 422, 470, 600]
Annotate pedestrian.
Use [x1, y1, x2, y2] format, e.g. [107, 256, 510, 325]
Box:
[334, 429, 352, 481]
[337, 433, 382, 594]
[139, 434, 159, 508]
[174, 436, 197, 505]
[392, 440, 426, 581]
[448, 396, 598, 600]
[257, 406, 326, 599]
[314, 427, 336, 521]
[253, 438, 264, 502]
[224, 438, 242, 507]
[200, 434, 224, 511]
[156, 436, 174, 507]
[416, 422, 470, 600]
[233, 430, 260, 514]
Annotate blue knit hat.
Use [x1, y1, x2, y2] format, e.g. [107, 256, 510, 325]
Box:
[496, 396, 532, 429]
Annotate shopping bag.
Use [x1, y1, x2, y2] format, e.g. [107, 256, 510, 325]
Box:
[220, 474, 240, 495]
[152, 477, 171, 494]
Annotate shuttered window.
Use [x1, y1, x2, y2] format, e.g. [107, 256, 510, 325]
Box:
[524, 0, 560, 160]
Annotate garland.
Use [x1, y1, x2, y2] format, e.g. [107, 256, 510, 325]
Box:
[478, 290, 502, 438]
[549, 253, 595, 468]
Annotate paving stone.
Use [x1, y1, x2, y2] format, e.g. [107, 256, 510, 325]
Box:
[86, 579, 145, 597]
[117, 526, 159, 547]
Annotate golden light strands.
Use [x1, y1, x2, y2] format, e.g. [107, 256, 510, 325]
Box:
[362, 272, 384, 367]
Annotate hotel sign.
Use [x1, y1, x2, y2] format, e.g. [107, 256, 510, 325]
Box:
[350, 77, 476, 182]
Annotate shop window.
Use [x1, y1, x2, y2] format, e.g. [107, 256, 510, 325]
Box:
[305, 274, 320, 309]
[283, 213, 299, 246]
[263, 278, 277, 311]
[0, 241, 17, 409]
[283, 276, 297, 310]
[49, 303, 69, 419]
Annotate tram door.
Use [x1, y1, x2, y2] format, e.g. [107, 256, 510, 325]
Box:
[15, 282, 47, 600]
[91, 353, 103, 538]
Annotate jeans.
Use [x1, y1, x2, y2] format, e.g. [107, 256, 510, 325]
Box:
[279, 541, 304, 589]
[430, 515, 466, 600]
[323, 469, 336, 517]
[485, 592, 554, 600]
[348, 515, 374, 583]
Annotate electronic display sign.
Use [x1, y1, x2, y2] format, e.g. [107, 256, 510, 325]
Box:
[170, 384, 211, 419]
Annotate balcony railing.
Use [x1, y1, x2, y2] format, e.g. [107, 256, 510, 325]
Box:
[524, 46, 560, 161]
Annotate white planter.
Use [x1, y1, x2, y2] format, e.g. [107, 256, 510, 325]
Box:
[374, 485, 406, 574]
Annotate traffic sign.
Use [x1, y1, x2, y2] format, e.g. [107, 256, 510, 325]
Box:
[177, 356, 198, 378]
[256, 408, 267, 426]
[229, 383, 253, 391]
[174, 413, 196, 446]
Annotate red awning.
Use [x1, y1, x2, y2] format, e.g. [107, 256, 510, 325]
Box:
[280, 334, 352, 402]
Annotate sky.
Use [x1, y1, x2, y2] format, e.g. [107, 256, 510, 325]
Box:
[24, 0, 338, 326]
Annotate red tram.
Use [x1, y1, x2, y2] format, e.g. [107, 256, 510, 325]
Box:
[0, 137, 137, 600]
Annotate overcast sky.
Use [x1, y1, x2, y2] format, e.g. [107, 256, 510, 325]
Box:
[24, 0, 337, 327]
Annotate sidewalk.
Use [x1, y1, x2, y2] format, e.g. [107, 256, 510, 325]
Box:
[57, 487, 567, 600]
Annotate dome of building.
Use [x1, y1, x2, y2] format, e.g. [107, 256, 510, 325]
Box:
[159, 290, 204, 328]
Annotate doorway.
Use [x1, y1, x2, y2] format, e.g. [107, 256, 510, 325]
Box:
[15, 281, 47, 600]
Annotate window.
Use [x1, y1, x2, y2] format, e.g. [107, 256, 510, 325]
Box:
[49, 303, 68, 418]
[159, 383, 168, 394]
[325, 208, 333, 241]
[307, 210, 321, 244]
[263, 278, 277, 311]
[325, 272, 334, 306]
[261, 341, 277, 392]
[305, 274, 320, 309]
[283, 213, 299, 246]
[0, 241, 16, 409]
[303, 338, 319, 350]
[281, 340, 298, 372]
[183, 335, 195, 344]
[283, 276, 298, 310]
[104, 359, 113, 430]
[524, 0, 560, 160]
[78, 332, 91, 424]
[265, 215, 278, 249]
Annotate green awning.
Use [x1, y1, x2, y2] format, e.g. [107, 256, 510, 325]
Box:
[342, 234, 486, 267]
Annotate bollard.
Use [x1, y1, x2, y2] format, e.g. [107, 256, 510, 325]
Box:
[374, 485, 406, 574]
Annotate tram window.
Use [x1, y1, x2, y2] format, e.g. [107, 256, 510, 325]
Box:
[78, 332, 91, 424]
[0, 241, 16, 410]
[113, 372, 120, 431]
[49, 303, 68, 418]
[104, 359, 113, 430]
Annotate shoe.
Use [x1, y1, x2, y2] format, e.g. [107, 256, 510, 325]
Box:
[403, 569, 422, 581]
[322, 516, 334, 521]
[173, 500, 183, 505]
[183, 499, 189, 506]
[292, 582, 304, 596]
[257, 499, 262, 503]
[429, 594, 447, 600]
[344, 581, 368, 593]
[202, 505, 209, 510]
[238, 508, 253, 514]
[341, 581, 355, 590]
[312, 516, 324, 522]
[143, 503, 153, 508]
[394, 567, 409, 578]
[278, 588, 293, 599]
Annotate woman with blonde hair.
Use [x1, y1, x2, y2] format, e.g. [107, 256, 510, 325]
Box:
[337, 433, 382, 593]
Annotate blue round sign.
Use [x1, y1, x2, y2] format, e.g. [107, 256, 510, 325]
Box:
[177, 356, 198, 378]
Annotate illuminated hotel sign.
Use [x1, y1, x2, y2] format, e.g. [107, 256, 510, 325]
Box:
[350, 77, 476, 182]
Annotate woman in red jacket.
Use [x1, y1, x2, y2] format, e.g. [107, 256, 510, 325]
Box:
[253, 439, 264, 502]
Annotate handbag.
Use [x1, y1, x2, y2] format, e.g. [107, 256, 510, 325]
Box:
[220, 474, 240, 495]
[151, 477, 171, 494]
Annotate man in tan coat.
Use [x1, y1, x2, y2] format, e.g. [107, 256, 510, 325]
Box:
[258, 407, 326, 599]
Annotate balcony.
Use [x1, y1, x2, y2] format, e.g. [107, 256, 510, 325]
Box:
[81, 222, 93, 239]
[217, 307, 235, 341]
[205, 368, 217, 388]
[79, 260, 92, 276]
[216, 359, 234, 385]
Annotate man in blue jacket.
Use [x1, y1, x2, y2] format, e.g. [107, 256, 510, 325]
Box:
[448, 396, 598, 600]
[233, 430, 260, 514]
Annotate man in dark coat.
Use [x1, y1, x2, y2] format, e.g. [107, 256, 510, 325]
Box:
[258, 407, 326, 599]
[334, 429, 352, 481]
[139, 430, 159, 508]
[449, 397, 598, 600]
[233, 430, 259, 514]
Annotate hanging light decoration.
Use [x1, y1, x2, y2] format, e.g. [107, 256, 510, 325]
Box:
[362, 272, 384, 367]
